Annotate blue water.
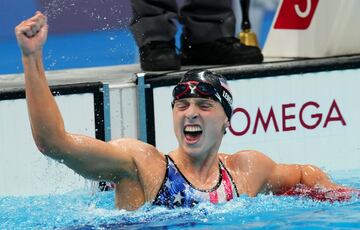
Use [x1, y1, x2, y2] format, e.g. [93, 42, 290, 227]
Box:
[0, 29, 137, 75]
[1, 170, 359, 229]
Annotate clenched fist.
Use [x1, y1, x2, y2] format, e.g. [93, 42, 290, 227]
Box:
[15, 11, 48, 56]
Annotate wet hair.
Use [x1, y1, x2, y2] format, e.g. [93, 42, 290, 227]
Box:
[172, 69, 233, 121]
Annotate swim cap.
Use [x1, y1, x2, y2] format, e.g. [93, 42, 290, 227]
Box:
[172, 69, 233, 120]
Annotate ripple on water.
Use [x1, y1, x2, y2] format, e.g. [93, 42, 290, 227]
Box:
[0, 171, 359, 229]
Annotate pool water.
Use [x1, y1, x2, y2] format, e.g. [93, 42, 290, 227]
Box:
[0, 29, 137, 75]
[1, 169, 359, 229]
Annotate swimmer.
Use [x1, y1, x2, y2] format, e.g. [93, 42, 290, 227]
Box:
[15, 12, 357, 210]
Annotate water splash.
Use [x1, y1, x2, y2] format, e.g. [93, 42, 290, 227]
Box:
[1, 189, 359, 229]
[42, 0, 77, 20]
[43, 0, 125, 30]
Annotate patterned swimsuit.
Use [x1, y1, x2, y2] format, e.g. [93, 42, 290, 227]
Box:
[153, 155, 239, 208]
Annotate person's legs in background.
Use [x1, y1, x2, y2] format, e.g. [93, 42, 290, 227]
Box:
[130, 0, 263, 71]
[180, 0, 263, 65]
[130, 0, 181, 71]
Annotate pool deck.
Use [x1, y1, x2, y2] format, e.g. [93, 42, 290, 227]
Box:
[1, 55, 360, 92]
[0, 64, 139, 91]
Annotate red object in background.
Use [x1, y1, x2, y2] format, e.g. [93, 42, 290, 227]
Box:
[274, 0, 319, 30]
[277, 184, 360, 202]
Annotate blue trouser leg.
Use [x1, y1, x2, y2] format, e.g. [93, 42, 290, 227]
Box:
[130, 0, 178, 47]
[180, 0, 235, 44]
[130, 0, 235, 47]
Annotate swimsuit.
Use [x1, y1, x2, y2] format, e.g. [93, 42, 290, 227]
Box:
[153, 155, 239, 208]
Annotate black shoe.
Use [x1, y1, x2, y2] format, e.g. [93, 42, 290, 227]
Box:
[181, 37, 263, 65]
[139, 40, 181, 71]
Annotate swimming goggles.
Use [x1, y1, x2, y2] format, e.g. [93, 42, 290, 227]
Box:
[172, 80, 221, 101]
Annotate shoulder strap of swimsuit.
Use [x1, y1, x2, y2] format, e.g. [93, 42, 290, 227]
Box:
[219, 159, 240, 197]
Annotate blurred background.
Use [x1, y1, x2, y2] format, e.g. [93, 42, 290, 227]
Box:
[0, 0, 278, 75]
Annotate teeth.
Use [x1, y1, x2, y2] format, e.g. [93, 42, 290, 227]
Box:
[184, 125, 202, 132]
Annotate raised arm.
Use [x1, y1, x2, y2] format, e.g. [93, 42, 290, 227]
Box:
[14, 12, 160, 182]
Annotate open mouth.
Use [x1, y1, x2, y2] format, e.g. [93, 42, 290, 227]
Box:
[183, 125, 203, 144]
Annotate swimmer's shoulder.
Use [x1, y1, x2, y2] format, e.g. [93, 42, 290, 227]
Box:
[219, 150, 275, 172]
[219, 150, 277, 195]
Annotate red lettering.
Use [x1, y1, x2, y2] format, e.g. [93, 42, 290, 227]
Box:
[252, 107, 279, 134]
[323, 99, 347, 128]
[282, 103, 296, 131]
[229, 99, 346, 137]
[299, 101, 322, 129]
[229, 108, 251, 136]
[274, 0, 319, 30]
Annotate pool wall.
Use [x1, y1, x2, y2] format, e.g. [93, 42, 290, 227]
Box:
[1, 56, 360, 197]
[147, 55, 360, 172]
[2, 1, 360, 199]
